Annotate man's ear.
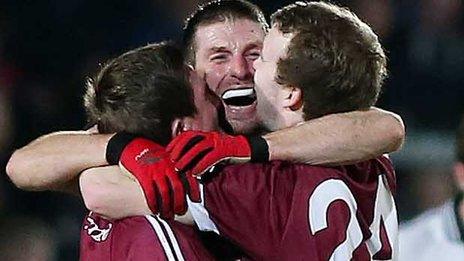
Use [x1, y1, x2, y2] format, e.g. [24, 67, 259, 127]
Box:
[171, 118, 185, 139]
[453, 162, 464, 190]
[283, 86, 303, 111]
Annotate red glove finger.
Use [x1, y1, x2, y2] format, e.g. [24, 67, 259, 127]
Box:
[152, 172, 173, 219]
[166, 131, 196, 156]
[177, 171, 201, 203]
[189, 151, 225, 176]
[187, 174, 201, 202]
[167, 131, 206, 162]
[173, 137, 214, 172]
[164, 166, 187, 215]
[184, 171, 201, 202]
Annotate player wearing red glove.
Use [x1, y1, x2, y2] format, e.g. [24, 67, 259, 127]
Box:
[167, 131, 269, 176]
[106, 132, 200, 219]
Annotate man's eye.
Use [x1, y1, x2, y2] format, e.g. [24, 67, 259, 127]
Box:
[210, 54, 228, 62]
[247, 52, 261, 60]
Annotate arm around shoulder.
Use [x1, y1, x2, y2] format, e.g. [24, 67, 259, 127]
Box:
[6, 131, 113, 191]
[264, 107, 405, 165]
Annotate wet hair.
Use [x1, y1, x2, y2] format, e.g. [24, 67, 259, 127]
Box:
[272, 1, 387, 119]
[182, 0, 268, 64]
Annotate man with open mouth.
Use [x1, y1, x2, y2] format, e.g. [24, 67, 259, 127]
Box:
[181, 0, 404, 165]
[182, 3, 264, 134]
[221, 87, 257, 128]
[78, 1, 398, 259]
[7, 0, 404, 196]
[6, 0, 404, 259]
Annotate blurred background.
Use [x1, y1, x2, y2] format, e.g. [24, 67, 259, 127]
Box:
[0, 0, 462, 260]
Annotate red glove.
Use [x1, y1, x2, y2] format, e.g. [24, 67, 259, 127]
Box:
[108, 134, 200, 219]
[166, 131, 269, 176]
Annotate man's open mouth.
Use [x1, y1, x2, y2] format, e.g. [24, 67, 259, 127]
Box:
[221, 88, 257, 107]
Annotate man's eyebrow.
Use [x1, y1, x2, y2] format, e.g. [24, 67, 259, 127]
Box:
[207, 46, 230, 54]
[245, 41, 263, 49]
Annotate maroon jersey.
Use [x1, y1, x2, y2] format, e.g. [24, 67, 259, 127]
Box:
[79, 212, 215, 261]
[189, 156, 397, 260]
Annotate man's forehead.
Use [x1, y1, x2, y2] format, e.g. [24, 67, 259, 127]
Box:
[195, 19, 265, 51]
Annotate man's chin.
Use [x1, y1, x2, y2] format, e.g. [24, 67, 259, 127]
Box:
[227, 118, 262, 135]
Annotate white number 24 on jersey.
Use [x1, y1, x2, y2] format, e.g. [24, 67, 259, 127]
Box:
[308, 175, 398, 260]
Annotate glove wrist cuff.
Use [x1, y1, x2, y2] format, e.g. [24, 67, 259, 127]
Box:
[247, 135, 269, 162]
[106, 132, 137, 165]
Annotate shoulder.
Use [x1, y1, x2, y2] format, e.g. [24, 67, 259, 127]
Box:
[214, 159, 390, 191]
[221, 161, 340, 177]
[112, 215, 166, 248]
[83, 214, 154, 240]
[216, 161, 341, 188]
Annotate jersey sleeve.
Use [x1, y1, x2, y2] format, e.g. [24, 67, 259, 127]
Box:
[375, 155, 397, 194]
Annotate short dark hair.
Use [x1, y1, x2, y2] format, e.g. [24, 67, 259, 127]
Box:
[84, 42, 195, 145]
[182, 0, 268, 64]
[272, 1, 387, 120]
[457, 116, 464, 163]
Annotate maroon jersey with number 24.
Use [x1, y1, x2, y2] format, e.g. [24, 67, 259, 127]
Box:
[188, 156, 397, 260]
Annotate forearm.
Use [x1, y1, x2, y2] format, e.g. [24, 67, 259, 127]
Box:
[79, 166, 152, 219]
[264, 108, 405, 165]
[6, 131, 113, 191]
[80, 166, 194, 223]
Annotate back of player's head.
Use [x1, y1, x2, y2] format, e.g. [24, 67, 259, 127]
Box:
[182, 0, 268, 64]
[271, 1, 387, 120]
[456, 115, 464, 163]
[84, 42, 195, 145]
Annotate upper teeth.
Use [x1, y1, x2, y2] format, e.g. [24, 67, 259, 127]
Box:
[222, 88, 255, 99]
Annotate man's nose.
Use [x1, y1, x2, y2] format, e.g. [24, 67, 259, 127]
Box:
[230, 55, 253, 80]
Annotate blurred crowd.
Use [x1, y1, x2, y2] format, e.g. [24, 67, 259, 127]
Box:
[0, 0, 463, 260]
